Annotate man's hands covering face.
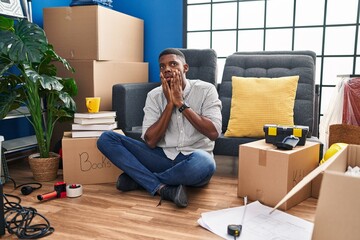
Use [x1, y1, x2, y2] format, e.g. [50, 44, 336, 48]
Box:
[160, 69, 184, 108]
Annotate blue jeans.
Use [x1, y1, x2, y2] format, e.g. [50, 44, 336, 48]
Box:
[97, 131, 216, 195]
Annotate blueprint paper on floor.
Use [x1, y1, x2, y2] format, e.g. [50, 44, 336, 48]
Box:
[198, 201, 313, 240]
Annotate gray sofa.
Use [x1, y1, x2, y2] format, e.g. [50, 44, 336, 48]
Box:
[112, 50, 319, 158]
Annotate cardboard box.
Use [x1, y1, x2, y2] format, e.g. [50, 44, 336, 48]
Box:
[310, 173, 323, 199]
[238, 139, 319, 210]
[43, 6, 144, 61]
[61, 131, 123, 184]
[312, 144, 360, 240]
[56, 60, 148, 112]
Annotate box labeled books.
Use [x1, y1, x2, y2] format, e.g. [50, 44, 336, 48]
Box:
[62, 130, 124, 184]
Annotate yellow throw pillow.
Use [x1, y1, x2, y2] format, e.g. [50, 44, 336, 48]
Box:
[224, 76, 299, 137]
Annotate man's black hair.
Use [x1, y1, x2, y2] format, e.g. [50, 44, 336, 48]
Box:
[159, 48, 186, 63]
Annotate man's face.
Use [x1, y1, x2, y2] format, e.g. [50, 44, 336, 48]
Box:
[159, 54, 187, 83]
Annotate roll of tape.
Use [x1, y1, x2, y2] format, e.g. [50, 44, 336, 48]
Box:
[66, 184, 83, 198]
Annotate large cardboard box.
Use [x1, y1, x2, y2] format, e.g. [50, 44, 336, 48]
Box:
[312, 144, 360, 240]
[238, 140, 320, 210]
[56, 60, 148, 112]
[62, 131, 123, 184]
[43, 6, 144, 61]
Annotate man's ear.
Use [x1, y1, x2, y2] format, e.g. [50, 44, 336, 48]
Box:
[183, 63, 189, 73]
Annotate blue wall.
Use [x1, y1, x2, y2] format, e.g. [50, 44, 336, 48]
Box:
[114, 0, 183, 83]
[0, 1, 183, 140]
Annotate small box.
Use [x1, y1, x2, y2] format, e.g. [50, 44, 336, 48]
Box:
[263, 124, 309, 146]
[56, 60, 148, 112]
[312, 144, 360, 240]
[238, 139, 319, 210]
[43, 6, 144, 61]
[61, 131, 123, 184]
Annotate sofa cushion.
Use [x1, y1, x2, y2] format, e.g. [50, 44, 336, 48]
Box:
[213, 134, 260, 156]
[224, 75, 299, 137]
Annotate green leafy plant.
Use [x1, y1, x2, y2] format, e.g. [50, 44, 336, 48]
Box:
[0, 16, 77, 158]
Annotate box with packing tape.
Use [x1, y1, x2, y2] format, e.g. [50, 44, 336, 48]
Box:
[263, 124, 309, 146]
[238, 139, 320, 210]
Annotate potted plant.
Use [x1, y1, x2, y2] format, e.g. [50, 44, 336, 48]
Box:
[0, 16, 77, 181]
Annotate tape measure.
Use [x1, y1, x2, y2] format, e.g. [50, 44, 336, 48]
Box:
[66, 184, 83, 198]
[228, 224, 242, 237]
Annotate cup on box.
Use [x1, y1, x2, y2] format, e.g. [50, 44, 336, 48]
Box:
[86, 97, 101, 113]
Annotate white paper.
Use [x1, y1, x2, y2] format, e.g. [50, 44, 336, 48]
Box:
[198, 201, 313, 240]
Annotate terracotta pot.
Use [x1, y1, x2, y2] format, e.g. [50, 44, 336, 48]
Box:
[28, 152, 60, 182]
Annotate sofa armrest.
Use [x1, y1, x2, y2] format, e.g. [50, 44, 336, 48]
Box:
[112, 82, 160, 131]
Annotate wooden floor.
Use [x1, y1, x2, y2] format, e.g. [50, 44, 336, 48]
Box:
[1, 158, 317, 239]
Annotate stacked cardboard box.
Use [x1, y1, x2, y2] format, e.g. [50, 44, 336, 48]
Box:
[44, 6, 147, 183]
[43, 5, 148, 112]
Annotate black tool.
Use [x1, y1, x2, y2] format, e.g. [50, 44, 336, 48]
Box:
[227, 196, 247, 239]
[228, 224, 242, 238]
